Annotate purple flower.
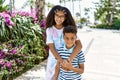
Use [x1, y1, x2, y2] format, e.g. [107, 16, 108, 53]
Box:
[11, 11, 17, 17]
[9, 21, 14, 26]
[10, 49, 17, 54]
[16, 59, 23, 63]
[0, 50, 6, 59]
[4, 14, 14, 26]
[40, 20, 46, 28]
[18, 11, 30, 17]
[5, 62, 12, 69]
[5, 10, 11, 15]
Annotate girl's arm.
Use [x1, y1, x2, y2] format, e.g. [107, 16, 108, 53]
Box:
[68, 40, 82, 62]
[54, 61, 60, 80]
[48, 43, 63, 62]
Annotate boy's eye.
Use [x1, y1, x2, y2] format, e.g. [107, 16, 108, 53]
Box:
[66, 37, 69, 40]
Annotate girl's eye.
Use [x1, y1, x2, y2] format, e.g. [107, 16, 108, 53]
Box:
[55, 14, 65, 19]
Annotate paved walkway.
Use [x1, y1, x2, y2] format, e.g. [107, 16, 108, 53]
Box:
[15, 27, 120, 80]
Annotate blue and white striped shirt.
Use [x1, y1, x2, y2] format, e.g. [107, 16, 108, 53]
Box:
[57, 45, 85, 80]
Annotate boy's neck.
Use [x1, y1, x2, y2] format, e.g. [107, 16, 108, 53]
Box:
[66, 44, 75, 49]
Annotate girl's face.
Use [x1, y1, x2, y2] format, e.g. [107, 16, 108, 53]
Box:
[54, 11, 66, 26]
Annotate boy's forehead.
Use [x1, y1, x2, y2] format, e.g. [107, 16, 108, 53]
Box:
[64, 33, 76, 36]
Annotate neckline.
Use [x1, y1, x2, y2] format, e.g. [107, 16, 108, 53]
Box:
[53, 25, 64, 30]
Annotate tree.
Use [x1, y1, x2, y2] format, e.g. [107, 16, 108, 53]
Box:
[94, 0, 120, 25]
[0, 0, 9, 12]
[35, 0, 45, 20]
[9, 0, 15, 13]
[84, 8, 90, 25]
[45, 2, 54, 11]
[59, 0, 81, 15]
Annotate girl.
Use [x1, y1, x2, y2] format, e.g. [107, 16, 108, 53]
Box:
[46, 5, 82, 80]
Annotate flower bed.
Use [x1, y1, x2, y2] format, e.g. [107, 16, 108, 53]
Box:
[0, 11, 47, 80]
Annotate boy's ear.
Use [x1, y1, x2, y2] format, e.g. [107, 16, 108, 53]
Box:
[75, 35, 77, 39]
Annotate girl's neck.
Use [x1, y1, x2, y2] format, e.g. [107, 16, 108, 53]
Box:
[55, 24, 63, 29]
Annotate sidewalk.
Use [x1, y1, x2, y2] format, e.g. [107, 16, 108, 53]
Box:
[15, 27, 120, 80]
[80, 27, 120, 80]
[14, 60, 47, 80]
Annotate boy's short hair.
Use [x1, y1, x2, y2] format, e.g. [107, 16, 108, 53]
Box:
[63, 25, 77, 35]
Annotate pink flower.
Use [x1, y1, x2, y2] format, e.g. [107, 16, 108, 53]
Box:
[4, 14, 14, 26]
[0, 50, 6, 59]
[40, 20, 46, 28]
[5, 62, 12, 69]
[10, 49, 17, 54]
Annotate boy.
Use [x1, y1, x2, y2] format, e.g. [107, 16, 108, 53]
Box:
[54, 25, 85, 80]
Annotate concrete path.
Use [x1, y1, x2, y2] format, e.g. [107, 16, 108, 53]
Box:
[15, 27, 120, 80]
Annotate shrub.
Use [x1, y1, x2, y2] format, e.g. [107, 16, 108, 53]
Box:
[112, 19, 120, 30]
[0, 11, 47, 79]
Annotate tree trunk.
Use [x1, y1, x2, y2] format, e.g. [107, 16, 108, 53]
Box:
[110, 0, 116, 25]
[35, 0, 45, 20]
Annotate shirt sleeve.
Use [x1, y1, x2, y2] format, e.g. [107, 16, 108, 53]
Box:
[78, 51, 85, 64]
[46, 28, 53, 45]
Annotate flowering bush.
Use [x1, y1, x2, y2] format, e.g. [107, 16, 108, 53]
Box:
[0, 44, 25, 75]
[0, 11, 47, 79]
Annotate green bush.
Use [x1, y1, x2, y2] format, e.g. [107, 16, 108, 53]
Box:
[112, 19, 120, 29]
[90, 24, 111, 29]
[0, 11, 47, 79]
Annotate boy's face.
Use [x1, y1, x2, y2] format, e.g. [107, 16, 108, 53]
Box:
[64, 33, 76, 49]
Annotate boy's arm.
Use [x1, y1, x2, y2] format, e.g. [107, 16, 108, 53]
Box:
[64, 61, 84, 74]
[71, 64, 84, 74]
[68, 40, 82, 62]
[54, 61, 60, 80]
[48, 43, 63, 62]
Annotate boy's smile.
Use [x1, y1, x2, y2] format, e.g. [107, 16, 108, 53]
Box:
[64, 33, 76, 49]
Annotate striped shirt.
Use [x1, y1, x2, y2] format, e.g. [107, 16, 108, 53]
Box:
[57, 45, 85, 80]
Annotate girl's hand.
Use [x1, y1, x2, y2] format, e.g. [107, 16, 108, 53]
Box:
[58, 58, 64, 64]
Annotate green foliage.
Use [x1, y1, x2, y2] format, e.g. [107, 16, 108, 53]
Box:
[112, 19, 120, 29]
[0, 12, 47, 79]
[90, 24, 111, 29]
[80, 18, 87, 24]
[0, 0, 9, 12]
[94, 0, 120, 24]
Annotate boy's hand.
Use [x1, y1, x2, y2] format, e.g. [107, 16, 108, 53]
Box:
[61, 60, 73, 71]
[60, 60, 68, 70]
